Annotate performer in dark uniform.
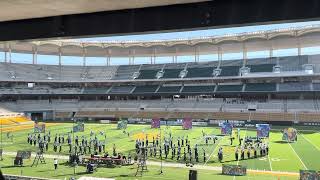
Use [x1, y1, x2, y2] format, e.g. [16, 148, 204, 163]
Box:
[241, 148, 245, 160]
[218, 147, 223, 162]
[235, 147, 239, 161]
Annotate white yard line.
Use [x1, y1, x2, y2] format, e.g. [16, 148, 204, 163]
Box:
[266, 137, 273, 171]
[267, 152, 273, 171]
[204, 136, 225, 165]
[300, 134, 320, 152]
[288, 142, 307, 170]
[233, 128, 247, 180]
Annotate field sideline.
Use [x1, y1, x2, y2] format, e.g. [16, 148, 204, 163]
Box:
[0, 123, 319, 179]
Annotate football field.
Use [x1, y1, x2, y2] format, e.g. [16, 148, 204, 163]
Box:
[0, 123, 319, 179]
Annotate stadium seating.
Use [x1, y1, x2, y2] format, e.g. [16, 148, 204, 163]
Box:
[109, 86, 135, 94]
[55, 112, 71, 118]
[245, 83, 276, 92]
[185, 67, 214, 78]
[182, 85, 215, 93]
[216, 84, 243, 92]
[278, 82, 311, 91]
[83, 87, 110, 94]
[312, 83, 320, 91]
[137, 69, 160, 79]
[248, 64, 275, 73]
[157, 86, 182, 93]
[218, 66, 240, 76]
[278, 56, 308, 71]
[162, 69, 183, 79]
[113, 65, 139, 80]
[133, 85, 159, 93]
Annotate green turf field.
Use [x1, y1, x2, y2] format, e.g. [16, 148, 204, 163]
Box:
[0, 123, 319, 179]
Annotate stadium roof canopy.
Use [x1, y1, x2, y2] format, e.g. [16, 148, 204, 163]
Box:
[1, 25, 320, 57]
[0, 0, 207, 22]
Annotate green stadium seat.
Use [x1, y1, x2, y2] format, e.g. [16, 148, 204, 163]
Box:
[185, 67, 214, 78]
[219, 66, 240, 77]
[182, 85, 215, 93]
[248, 64, 275, 73]
[157, 86, 181, 93]
[245, 83, 276, 92]
[216, 85, 243, 92]
[137, 70, 160, 79]
[133, 85, 158, 93]
[83, 87, 109, 94]
[162, 69, 183, 79]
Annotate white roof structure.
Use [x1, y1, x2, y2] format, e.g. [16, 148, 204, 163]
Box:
[0, 0, 206, 22]
[1, 25, 320, 58]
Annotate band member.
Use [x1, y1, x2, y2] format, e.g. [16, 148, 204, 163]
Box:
[254, 146, 257, 158]
[235, 147, 239, 161]
[113, 144, 116, 156]
[241, 147, 245, 160]
[218, 147, 223, 162]
[247, 147, 251, 159]
[230, 137, 234, 145]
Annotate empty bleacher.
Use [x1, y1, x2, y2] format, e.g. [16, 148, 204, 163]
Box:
[216, 84, 243, 92]
[278, 56, 308, 71]
[157, 86, 182, 93]
[312, 83, 320, 91]
[248, 64, 275, 73]
[278, 82, 311, 91]
[83, 87, 110, 94]
[137, 69, 160, 79]
[245, 83, 276, 92]
[182, 85, 215, 93]
[218, 66, 240, 77]
[133, 85, 159, 94]
[112, 65, 139, 80]
[185, 67, 214, 78]
[161, 63, 186, 79]
[109, 86, 135, 94]
[162, 69, 182, 79]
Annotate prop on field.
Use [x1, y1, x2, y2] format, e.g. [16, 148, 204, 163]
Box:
[182, 117, 192, 130]
[151, 118, 160, 128]
[282, 128, 298, 142]
[34, 122, 46, 133]
[31, 151, 46, 167]
[300, 170, 320, 180]
[73, 122, 85, 132]
[16, 150, 32, 159]
[117, 119, 128, 130]
[222, 164, 247, 176]
[256, 124, 270, 138]
[135, 147, 148, 176]
[220, 122, 233, 135]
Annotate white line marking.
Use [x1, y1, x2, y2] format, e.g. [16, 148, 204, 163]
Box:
[288, 141, 307, 170]
[267, 154, 273, 171]
[300, 134, 320, 152]
[266, 137, 273, 171]
[233, 128, 247, 180]
[204, 136, 225, 165]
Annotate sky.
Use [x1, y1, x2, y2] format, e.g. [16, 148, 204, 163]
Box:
[3, 20, 320, 66]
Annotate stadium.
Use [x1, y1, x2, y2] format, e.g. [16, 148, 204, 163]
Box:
[0, 1, 320, 180]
